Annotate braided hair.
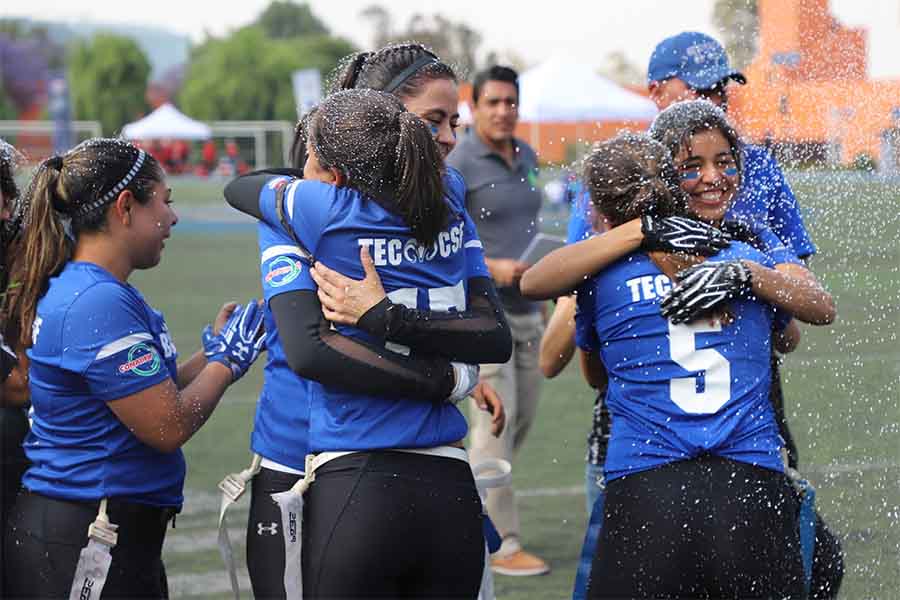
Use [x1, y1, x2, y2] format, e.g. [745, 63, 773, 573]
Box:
[329, 43, 457, 100]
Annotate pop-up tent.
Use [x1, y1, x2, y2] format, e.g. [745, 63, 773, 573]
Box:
[518, 55, 658, 123]
[122, 103, 212, 140]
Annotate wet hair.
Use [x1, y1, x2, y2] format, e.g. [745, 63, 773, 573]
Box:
[648, 99, 743, 183]
[290, 107, 318, 170]
[330, 43, 457, 101]
[582, 133, 688, 228]
[1, 140, 22, 341]
[1, 138, 164, 348]
[308, 89, 448, 246]
[472, 65, 519, 105]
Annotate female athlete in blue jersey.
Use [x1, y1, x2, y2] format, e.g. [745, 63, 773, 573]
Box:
[567, 134, 806, 598]
[226, 89, 511, 598]
[1, 139, 265, 598]
[220, 44, 506, 599]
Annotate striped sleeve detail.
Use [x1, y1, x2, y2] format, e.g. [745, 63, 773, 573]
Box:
[261, 245, 306, 264]
[95, 333, 153, 360]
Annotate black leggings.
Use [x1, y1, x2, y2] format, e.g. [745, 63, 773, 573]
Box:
[303, 451, 484, 599]
[4, 489, 174, 598]
[588, 456, 805, 599]
[246, 466, 304, 599]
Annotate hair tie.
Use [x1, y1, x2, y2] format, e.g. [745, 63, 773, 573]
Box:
[46, 155, 64, 171]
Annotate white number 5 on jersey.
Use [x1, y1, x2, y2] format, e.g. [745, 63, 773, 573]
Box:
[668, 321, 730, 414]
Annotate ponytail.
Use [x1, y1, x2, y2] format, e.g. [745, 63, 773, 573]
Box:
[394, 111, 448, 246]
[1, 138, 162, 348]
[2, 159, 73, 348]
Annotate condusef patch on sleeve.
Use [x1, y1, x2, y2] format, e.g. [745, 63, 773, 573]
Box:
[118, 343, 162, 377]
[264, 256, 303, 287]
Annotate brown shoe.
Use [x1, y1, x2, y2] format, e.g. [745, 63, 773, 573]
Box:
[490, 550, 551, 576]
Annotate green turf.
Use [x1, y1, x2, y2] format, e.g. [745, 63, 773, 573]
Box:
[131, 173, 899, 598]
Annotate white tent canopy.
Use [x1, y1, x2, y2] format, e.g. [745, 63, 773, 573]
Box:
[122, 103, 212, 140]
[518, 55, 658, 123]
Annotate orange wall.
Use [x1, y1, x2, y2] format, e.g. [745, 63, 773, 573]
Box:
[730, 0, 898, 163]
[514, 120, 651, 165]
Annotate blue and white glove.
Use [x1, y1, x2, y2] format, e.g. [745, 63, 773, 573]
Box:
[448, 362, 480, 404]
[203, 300, 267, 382]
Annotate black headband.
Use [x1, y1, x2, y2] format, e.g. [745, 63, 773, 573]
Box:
[383, 54, 439, 93]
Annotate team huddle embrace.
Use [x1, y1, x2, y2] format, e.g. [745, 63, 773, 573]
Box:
[1, 33, 844, 600]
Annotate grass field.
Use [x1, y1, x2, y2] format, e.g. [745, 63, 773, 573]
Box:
[133, 173, 899, 599]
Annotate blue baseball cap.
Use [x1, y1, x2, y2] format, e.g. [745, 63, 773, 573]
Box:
[648, 32, 747, 89]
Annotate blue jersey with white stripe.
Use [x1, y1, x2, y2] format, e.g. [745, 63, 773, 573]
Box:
[252, 219, 313, 470]
[24, 262, 184, 506]
[575, 243, 784, 482]
[255, 168, 488, 453]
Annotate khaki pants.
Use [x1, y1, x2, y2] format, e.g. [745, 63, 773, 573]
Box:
[469, 310, 544, 556]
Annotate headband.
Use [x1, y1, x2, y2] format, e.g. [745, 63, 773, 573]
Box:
[383, 54, 439, 93]
[72, 149, 147, 219]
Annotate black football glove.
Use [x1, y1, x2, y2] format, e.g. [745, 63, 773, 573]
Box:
[641, 215, 732, 256]
[660, 260, 753, 324]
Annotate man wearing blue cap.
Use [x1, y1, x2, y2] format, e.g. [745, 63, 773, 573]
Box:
[646, 31, 815, 263]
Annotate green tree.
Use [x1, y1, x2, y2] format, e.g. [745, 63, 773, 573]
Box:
[258, 1, 328, 39]
[179, 26, 354, 122]
[712, 0, 759, 70]
[68, 34, 150, 135]
[0, 81, 17, 120]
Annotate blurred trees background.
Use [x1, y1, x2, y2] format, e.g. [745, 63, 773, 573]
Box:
[69, 34, 151, 135]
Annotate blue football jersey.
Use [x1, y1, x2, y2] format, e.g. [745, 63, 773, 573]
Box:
[25, 262, 184, 506]
[566, 184, 593, 245]
[730, 144, 816, 258]
[255, 168, 488, 453]
[252, 217, 314, 470]
[575, 243, 785, 482]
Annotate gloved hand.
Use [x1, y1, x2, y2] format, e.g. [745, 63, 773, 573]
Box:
[203, 300, 267, 381]
[660, 260, 753, 324]
[641, 215, 732, 255]
[447, 362, 480, 404]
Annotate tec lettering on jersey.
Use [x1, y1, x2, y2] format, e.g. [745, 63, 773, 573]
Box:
[357, 222, 465, 267]
[118, 343, 161, 377]
[625, 274, 672, 303]
[265, 256, 303, 287]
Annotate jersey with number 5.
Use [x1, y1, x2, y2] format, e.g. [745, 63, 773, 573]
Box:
[575, 242, 784, 482]
[256, 167, 489, 452]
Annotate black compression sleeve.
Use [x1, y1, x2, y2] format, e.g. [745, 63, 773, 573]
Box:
[271, 290, 455, 401]
[223, 169, 303, 220]
[356, 277, 512, 364]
